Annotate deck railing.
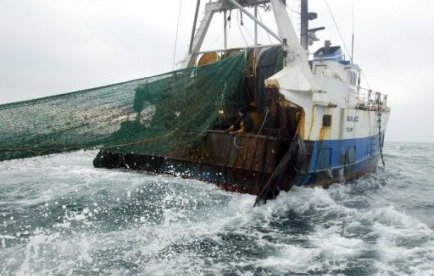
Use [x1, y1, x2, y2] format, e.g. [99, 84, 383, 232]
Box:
[355, 88, 388, 111]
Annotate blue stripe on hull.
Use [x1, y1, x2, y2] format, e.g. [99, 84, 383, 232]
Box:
[298, 134, 382, 186]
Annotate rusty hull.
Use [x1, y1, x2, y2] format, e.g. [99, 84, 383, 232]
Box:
[94, 131, 285, 195]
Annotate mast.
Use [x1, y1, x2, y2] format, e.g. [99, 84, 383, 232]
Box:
[254, 6, 258, 45]
[189, 0, 201, 54]
[300, 0, 324, 52]
[300, 0, 309, 50]
[351, 33, 354, 64]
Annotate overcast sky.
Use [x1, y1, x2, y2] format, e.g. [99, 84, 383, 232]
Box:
[0, 0, 433, 143]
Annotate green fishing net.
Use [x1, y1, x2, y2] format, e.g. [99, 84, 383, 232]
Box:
[0, 53, 247, 161]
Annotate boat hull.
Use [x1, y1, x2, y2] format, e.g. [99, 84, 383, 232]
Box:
[298, 133, 384, 187]
[93, 133, 384, 194]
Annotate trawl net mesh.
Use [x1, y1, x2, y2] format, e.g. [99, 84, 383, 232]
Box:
[0, 53, 246, 161]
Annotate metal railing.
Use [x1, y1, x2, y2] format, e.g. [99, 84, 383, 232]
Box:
[355, 87, 388, 111]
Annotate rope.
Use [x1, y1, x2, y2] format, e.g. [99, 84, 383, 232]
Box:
[258, 11, 273, 44]
[172, 0, 183, 70]
[241, 20, 255, 43]
[204, 34, 222, 51]
[236, 10, 249, 46]
[233, 109, 269, 149]
[361, 71, 372, 90]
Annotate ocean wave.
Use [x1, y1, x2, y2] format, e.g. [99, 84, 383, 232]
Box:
[1, 143, 434, 275]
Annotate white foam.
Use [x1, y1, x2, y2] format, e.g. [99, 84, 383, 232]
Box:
[2, 150, 434, 275]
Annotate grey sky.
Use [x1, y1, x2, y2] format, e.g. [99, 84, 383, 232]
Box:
[0, 0, 433, 143]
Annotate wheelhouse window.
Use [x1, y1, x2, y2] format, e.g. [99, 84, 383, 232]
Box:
[348, 71, 357, 86]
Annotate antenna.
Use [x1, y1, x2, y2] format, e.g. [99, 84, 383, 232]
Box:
[351, 0, 355, 64]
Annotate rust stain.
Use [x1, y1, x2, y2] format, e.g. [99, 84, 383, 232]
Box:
[307, 106, 315, 140]
[319, 127, 331, 140]
[297, 110, 306, 138]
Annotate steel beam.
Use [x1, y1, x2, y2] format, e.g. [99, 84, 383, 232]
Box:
[226, 0, 282, 42]
[189, 0, 202, 54]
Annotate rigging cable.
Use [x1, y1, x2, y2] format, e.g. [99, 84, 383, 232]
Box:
[361, 71, 371, 89]
[172, 0, 183, 70]
[236, 10, 249, 46]
[324, 0, 374, 90]
[257, 11, 273, 44]
[241, 15, 255, 43]
[233, 109, 270, 149]
[323, 0, 351, 61]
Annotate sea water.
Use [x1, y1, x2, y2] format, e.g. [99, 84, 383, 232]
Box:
[0, 142, 433, 275]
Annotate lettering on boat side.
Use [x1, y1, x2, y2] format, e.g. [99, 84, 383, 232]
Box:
[347, 116, 359, 122]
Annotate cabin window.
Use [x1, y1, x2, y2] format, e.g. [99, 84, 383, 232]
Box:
[317, 148, 332, 170]
[348, 71, 357, 86]
[346, 146, 356, 164]
[322, 115, 332, 127]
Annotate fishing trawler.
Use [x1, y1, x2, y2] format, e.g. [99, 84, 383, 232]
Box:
[93, 0, 390, 204]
